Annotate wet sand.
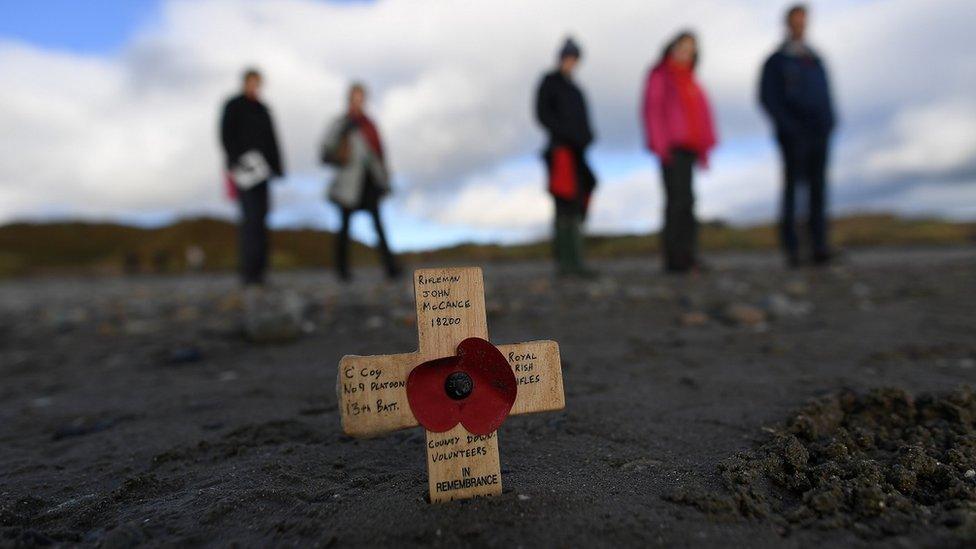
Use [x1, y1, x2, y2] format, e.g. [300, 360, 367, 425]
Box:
[1, 247, 975, 547]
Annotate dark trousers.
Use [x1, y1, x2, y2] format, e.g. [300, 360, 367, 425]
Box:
[238, 181, 269, 285]
[661, 149, 698, 272]
[778, 135, 829, 259]
[336, 203, 396, 278]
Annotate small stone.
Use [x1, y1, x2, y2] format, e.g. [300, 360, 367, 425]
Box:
[965, 469, 975, 479]
[365, 316, 384, 330]
[716, 276, 749, 295]
[679, 311, 709, 327]
[624, 286, 652, 300]
[851, 282, 872, 299]
[219, 371, 238, 382]
[722, 303, 766, 326]
[586, 279, 618, 299]
[124, 319, 160, 335]
[762, 293, 812, 319]
[217, 293, 243, 313]
[486, 300, 506, 315]
[174, 305, 200, 322]
[243, 288, 304, 343]
[167, 346, 203, 364]
[517, 494, 531, 501]
[650, 285, 676, 300]
[785, 280, 808, 297]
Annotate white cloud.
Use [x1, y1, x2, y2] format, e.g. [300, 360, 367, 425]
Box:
[863, 99, 976, 179]
[407, 161, 551, 232]
[0, 0, 974, 244]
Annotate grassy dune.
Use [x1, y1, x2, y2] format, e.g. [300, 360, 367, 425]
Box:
[0, 214, 972, 277]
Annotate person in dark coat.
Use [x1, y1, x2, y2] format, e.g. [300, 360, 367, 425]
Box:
[219, 68, 285, 286]
[760, 4, 836, 267]
[535, 37, 598, 278]
[320, 82, 400, 282]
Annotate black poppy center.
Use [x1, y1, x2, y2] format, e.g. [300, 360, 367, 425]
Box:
[445, 371, 474, 400]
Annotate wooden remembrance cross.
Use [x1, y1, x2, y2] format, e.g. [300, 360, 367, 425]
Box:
[337, 267, 565, 502]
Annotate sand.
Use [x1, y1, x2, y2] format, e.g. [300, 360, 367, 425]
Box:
[1, 247, 975, 547]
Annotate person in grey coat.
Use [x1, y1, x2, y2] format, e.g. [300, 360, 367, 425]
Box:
[320, 82, 400, 281]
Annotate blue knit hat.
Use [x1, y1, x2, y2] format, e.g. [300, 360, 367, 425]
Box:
[559, 37, 582, 60]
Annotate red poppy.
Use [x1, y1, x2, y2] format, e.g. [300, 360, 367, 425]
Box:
[406, 337, 518, 435]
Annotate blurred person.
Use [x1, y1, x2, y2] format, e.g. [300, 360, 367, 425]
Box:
[219, 68, 285, 286]
[642, 31, 717, 274]
[535, 37, 598, 278]
[321, 82, 400, 282]
[760, 4, 836, 268]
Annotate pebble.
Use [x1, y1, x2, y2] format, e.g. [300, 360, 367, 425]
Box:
[623, 286, 652, 300]
[124, 319, 160, 335]
[762, 293, 812, 319]
[167, 346, 204, 364]
[851, 282, 872, 299]
[784, 280, 808, 297]
[243, 288, 305, 343]
[173, 305, 200, 322]
[365, 316, 384, 330]
[716, 277, 749, 296]
[679, 311, 709, 327]
[586, 279, 619, 299]
[966, 469, 975, 479]
[517, 494, 531, 501]
[722, 303, 767, 326]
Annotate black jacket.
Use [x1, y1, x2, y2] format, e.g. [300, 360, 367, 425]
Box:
[219, 94, 284, 176]
[535, 70, 595, 151]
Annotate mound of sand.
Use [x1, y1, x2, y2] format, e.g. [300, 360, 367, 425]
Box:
[668, 387, 976, 539]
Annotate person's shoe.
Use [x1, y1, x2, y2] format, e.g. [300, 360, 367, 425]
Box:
[812, 250, 840, 266]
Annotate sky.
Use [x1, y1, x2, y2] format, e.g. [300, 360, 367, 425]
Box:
[1, 0, 975, 251]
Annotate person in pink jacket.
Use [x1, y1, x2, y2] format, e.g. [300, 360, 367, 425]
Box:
[642, 31, 717, 273]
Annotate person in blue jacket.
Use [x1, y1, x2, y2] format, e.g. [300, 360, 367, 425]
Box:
[760, 4, 836, 267]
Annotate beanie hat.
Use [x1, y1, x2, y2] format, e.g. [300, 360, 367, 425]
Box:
[559, 37, 582, 60]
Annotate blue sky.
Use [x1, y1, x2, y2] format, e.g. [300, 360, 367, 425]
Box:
[0, 0, 159, 53]
[1, 0, 974, 251]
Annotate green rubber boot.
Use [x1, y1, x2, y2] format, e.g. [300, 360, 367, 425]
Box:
[568, 216, 598, 279]
[554, 216, 575, 277]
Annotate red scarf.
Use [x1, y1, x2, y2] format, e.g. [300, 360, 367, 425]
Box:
[666, 56, 707, 153]
[350, 111, 384, 160]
